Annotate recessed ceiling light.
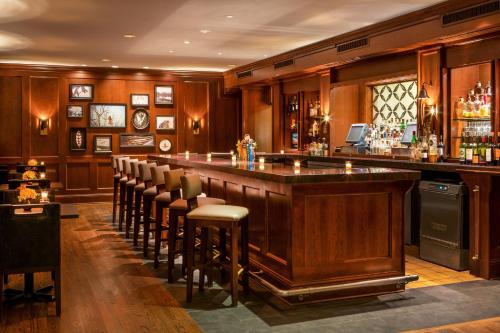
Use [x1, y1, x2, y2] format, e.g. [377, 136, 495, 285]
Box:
[228, 64, 236, 67]
[225, 15, 233, 19]
[123, 34, 136, 38]
[168, 50, 175, 53]
[143, 66, 149, 69]
[200, 29, 210, 34]
[263, 54, 268, 57]
[217, 52, 223, 55]
[101, 58, 110, 62]
[111, 65, 118, 68]
[81, 64, 87, 67]
[184, 40, 191, 44]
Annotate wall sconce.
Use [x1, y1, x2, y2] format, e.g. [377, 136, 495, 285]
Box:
[192, 119, 200, 135]
[323, 114, 331, 122]
[39, 118, 49, 135]
[417, 81, 432, 100]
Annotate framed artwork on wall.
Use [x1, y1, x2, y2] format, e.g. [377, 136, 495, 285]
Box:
[69, 84, 94, 100]
[130, 94, 149, 108]
[155, 85, 174, 105]
[119, 133, 155, 148]
[132, 108, 150, 130]
[93, 135, 112, 154]
[67, 105, 83, 118]
[69, 128, 87, 151]
[156, 115, 175, 130]
[89, 103, 127, 128]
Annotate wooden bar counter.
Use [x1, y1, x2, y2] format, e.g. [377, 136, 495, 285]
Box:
[151, 154, 420, 302]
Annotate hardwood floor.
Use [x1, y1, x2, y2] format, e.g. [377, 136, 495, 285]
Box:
[0, 202, 201, 333]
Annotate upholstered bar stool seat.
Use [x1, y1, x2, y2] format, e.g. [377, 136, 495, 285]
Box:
[154, 191, 171, 202]
[186, 205, 248, 222]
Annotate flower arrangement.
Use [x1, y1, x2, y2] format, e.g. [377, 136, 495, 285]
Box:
[22, 170, 39, 180]
[236, 134, 257, 161]
[27, 159, 39, 166]
[18, 184, 38, 204]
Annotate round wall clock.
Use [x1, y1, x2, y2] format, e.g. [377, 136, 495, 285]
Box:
[132, 108, 150, 130]
[159, 139, 172, 152]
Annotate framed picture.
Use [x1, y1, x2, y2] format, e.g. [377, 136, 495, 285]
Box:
[89, 103, 127, 128]
[69, 84, 93, 100]
[132, 108, 150, 130]
[156, 115, 175, 131]
[93, 135, 112, 154]
[155, 85, 174, 105]
[67, 105, 83, 118]
[69, 128, 87, 151]
[130, 94, 149, 108]
[120, 133, 155, 148]
[291, 132, 298, 149]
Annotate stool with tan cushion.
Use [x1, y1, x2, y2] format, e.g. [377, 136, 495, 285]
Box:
[142, 164, 170, 257]
[133, 161, 157, 247]
[184, 176, 249, 306]
[167, 173, 225, 282]
[117, 157, 132, 231]
[125, 161, 148, 238]
[111, 155, 125, 226]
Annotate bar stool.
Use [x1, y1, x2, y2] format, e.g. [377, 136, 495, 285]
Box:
[183, 174, 249, 306]
[133, 161, 157, 246]
[111, 155, 124, 226]
[125, 160, 146, 239]
[142, 164, 170, 257]
[117, 157, 131, 231]
[167, 173, 225, 283]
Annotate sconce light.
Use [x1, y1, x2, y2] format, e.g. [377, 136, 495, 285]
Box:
[192, 119, 200, 135]
[39, 118, 49, 135]
[323, 114, 331, 122]
[417, 81, 432, 100]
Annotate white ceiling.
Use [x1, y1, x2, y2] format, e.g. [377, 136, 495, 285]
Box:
[0, 0, 446, 72]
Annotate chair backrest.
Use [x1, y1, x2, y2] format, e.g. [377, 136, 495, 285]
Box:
[139, 162, 157, 182]
[117, 157, 130, 173]
[123, 158, 138, 176]
[0, 203, 61, 272]
[164, 169, 184, 192]
[181, 174, 202, 200]
[112, 155, 124, 170]
[131, 160, 147, 179]
[151, 165, 170, 186]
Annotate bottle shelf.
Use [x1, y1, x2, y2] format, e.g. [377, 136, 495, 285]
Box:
[452, 117, 491, 121]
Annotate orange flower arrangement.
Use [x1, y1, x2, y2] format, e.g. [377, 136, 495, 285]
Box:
[22, 170, 38, 180]
[18, 184, 38, 203]
[27, 159, 39, 166]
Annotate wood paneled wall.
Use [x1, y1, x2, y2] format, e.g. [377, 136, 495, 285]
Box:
[0, 65, 240, 200]
[241, 87, 273, 152]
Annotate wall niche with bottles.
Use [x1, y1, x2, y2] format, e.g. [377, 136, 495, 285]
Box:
[283, 90, 330, 155]
[449, 61, 495, 160]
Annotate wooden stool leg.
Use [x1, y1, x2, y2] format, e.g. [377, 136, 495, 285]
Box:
[125, 186, 134, 238]
[181, 214, 188, 276]
[118, 182, 126, 232]
[230, 224, 239, 306]
[143, 198, 152, 257]
[154, 202, 163, 268]
[207, 228, 214, 288]
[241, 217, 250, 294]
[0, 271, 4, 322]
[185, 219, 196, 303]
[167, 210, 178, 283]
[55, 267, 61, 316]
[112, 178, 119, 225]
[198, 227, 208, 292]
[133, 191, 142, 246]
[219, 228, 227, 281]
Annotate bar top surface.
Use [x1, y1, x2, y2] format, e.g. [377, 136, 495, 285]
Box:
[150, 154, 420, 184]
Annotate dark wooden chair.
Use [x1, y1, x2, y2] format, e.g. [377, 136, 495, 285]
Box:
[0, 203, 61, 319]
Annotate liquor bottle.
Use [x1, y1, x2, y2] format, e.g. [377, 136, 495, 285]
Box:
[411, 131, 417, 145]
[465, 133, 473, 165]
[455, 97, 465, 118]
[479, 135, 486, 165]
[437, 135, 445, 162]
[472, 135, 480, 165]
[485, 134, 493, 166]
[496, 132, 500, 166]
[421, 139, 429, 163]
[459, 134, 466, 164]
[400, 118, 406, 132]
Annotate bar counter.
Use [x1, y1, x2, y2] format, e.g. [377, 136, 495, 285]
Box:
[151, 154, 420, 302]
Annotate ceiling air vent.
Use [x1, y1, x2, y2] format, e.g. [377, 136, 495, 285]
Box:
[236, 70, 252, 79]
[274, 59, 294, 69]
[336, 37, 369, 53]
[442, 0, 499, 25]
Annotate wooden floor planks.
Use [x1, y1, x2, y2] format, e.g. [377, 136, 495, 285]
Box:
[0, 202, 201, 333]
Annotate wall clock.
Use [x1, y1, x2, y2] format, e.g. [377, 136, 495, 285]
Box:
[159, 139, 172, 152]
[132, 108, 150, 130]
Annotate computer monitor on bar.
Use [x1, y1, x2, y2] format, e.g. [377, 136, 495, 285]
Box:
[345, 123, 369, 145]
[401, 122, 417, 145]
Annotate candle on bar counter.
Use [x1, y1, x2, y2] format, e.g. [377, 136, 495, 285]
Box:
[207, 153, 211, 162]
[345, 161, 352, 170]
[41, 191, 49, 202]
[294, 160, 301, 168]
[230, 150, 234, 155]
[40, 172, 46, 179]
[231, 154, 237, 166]
[40, 161, 45, 166]
[280, 150, 285, 154]
[259, 164, 265, 170]
[259, 157, 265, 164]
[185, 151, 190, 159]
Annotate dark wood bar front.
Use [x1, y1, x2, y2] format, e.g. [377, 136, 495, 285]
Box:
[151, 154, 419, 301]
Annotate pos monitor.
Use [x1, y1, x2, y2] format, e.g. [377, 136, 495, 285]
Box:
[401, 123, 417, 145]
[345, 123, 369, 145]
